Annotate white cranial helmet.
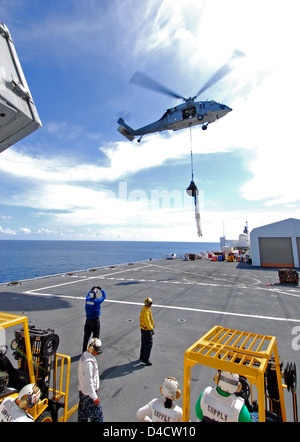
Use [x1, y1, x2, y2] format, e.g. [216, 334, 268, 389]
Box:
[218, 371, 241, 394]
[88, 337, 102, 354]
[160, 377, 181, 401]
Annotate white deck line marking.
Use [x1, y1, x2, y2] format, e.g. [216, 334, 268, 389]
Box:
[18, 260, 300, 300]
[23, 265, 149, 292]
[26, 275, 300, 300]
[21, 261, 300, 323]
[22, 290, 300, 323]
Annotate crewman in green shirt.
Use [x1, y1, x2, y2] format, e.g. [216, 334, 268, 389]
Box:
[195, 371, 252, 422]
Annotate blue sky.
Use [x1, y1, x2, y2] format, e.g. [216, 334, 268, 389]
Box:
[0, 0, 299, 242]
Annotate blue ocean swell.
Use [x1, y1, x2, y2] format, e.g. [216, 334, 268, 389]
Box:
[0, 240, 219, 284]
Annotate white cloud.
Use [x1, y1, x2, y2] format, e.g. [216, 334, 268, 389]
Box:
[0, 125, 231, 187]
[20, 227, 31, 234]
[0, 226, 16, 235]
[0, 150, 104, 183]
[237, 66, 300, 206]
[35, 228, 58, 236]
[1, 0, 300, 242]
[1, 67, 299, 240]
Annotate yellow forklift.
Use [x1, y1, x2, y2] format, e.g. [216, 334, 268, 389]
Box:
[182, 325, 298, 422]
[0, 312, 74, 422]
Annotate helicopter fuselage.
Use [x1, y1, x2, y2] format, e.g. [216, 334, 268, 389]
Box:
[156, 100, 231, 132]
[117, 100, 232, 141]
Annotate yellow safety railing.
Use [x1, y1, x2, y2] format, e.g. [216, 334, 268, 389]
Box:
[49, 353, 71, 422]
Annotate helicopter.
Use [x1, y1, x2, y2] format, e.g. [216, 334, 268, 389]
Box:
[117, 50, 244, 142]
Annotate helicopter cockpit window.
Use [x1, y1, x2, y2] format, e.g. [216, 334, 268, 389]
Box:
[182, 106, 196, 120]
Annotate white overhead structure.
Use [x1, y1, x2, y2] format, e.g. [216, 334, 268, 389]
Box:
[250, 218, 300, 268]
[0, 23, 41, 153]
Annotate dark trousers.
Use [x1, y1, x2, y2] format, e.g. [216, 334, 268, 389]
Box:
[78, 391, 103, 422]
[82, 317, 100, 353]
[140, 329, 153, 362]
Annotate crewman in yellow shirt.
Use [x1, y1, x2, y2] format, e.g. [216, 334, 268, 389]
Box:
[139, 297, 155, 366]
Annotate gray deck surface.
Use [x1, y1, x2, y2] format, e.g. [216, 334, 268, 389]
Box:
[1, 258, 299, 422]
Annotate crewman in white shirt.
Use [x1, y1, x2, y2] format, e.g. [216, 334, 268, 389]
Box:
[0, 383, 40, 422]
[78, 337, 103, 422]
[137, 377, 182, 422]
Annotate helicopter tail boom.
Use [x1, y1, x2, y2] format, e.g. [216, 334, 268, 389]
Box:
[117, 118, 135, 141]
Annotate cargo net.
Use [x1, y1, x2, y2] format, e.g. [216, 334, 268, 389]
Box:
[278, 268, 299, 286]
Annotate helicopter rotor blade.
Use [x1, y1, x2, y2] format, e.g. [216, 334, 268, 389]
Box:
[130, 71, 185, 101]
[194, 49, 245, 98]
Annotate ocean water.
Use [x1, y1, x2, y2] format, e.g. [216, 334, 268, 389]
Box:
[0, 240, 220, 284]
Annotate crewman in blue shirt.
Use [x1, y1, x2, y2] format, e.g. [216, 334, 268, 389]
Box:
[82, 286, 107, 353]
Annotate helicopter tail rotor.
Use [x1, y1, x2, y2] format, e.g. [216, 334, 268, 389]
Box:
[117, 118, 135, 141]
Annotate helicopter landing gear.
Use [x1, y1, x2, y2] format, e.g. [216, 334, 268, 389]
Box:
[202, 124, 208, 130]
[137, 135, 143, 143]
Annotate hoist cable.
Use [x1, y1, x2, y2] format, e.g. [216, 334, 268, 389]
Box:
[190, 126, 194, 181]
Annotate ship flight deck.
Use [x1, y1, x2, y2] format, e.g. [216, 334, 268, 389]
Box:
[1, 257, 299, 421]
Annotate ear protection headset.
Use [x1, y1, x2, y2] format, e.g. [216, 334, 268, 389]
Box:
[18, 384, 41, 409]
[144, 297, 152, 307]
[214, 370, 242, 394]
[18, 397, 30, 409]
[89, 286, 102, 299]
[88, 338, 102, 354]
[159, 377, 181, 401]
[214, 370, 221, 385]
